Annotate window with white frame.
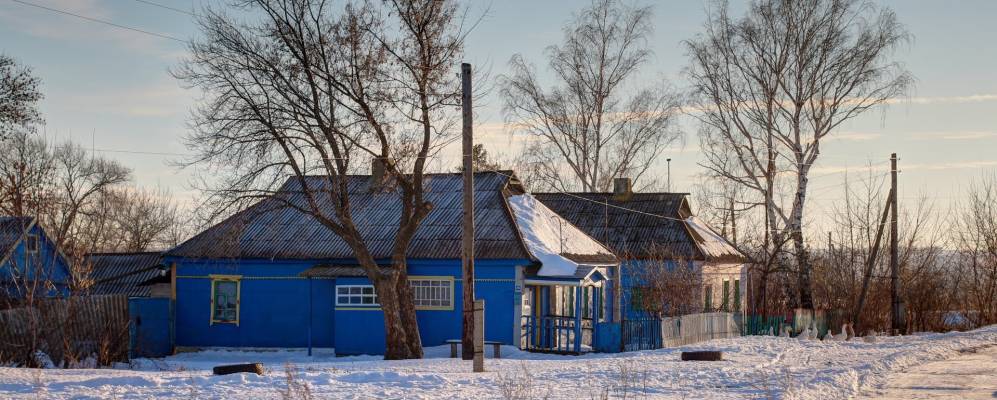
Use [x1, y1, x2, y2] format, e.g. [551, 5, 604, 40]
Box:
[410, 277, 453, 309]
[336, 285, 378, 306]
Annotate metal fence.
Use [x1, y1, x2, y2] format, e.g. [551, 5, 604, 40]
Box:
[0, 295, 130, 367]
[660, 312, 742, 347]
[622, 318, 663, 351]
[521, 315, 592, 354]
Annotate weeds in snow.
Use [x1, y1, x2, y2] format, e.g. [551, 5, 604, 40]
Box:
[609, 359, 650, 400]
[280, 362, 313, 400]
[495, 362, 551, 400]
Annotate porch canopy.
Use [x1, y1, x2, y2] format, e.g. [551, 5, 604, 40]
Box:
[523, 265, 609, 287]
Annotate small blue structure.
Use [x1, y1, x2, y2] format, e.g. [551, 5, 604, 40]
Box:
[164, 172, 618, 356]
[0, 216, 72, 300]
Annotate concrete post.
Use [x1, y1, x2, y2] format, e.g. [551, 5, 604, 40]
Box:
[473, 299, 485, 372]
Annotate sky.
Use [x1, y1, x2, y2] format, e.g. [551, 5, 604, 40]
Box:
[1, 0, 996, 232]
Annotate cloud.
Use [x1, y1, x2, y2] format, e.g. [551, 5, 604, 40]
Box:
[63, 81, 192, 118]
[1, 0, 183, 57]
[891, 94, 997, 105]
[827, 132, 882, 142]
[902, 160, 997, 171]
[910, 131, 997, 141]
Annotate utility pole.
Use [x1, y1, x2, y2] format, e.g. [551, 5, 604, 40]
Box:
[460, 63, 476, 360]
[890, 153, 904, 335]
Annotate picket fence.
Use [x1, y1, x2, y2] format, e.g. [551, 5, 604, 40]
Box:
[0, 295, 130, 366]
[659, 312, 742, 347]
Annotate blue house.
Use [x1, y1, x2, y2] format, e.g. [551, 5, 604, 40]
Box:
[0, 216, 72, 301]
[164, 172, 618, 356]
[535, 178, 747, 320]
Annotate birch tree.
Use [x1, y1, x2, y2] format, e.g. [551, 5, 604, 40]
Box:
[175, 0, 468, 359]
[499, 0, 681, 192]
[686, 0, 912, 309]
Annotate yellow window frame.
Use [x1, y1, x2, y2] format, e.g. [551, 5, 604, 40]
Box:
[409, 275, 455, 311]
[210, 274, 241, 325]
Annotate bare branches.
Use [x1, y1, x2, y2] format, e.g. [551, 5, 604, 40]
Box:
[686, 0, 912, 310]
[498, 0, 681, 192]
[175, 0, 470, 360]
[0, 54, 43, 140]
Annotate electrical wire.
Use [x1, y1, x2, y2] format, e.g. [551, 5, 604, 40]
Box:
[10, 0, 186, 43]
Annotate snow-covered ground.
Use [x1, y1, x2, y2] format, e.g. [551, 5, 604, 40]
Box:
[2, 326, 996, 399]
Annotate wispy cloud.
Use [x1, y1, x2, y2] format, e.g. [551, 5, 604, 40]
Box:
[1, 0, 183, 57]
[901, 160, 997, 171]
[62, 81, 192, 118]
[827, 132, 882, 142]
[910, 131, 997, 141]
[891, 94, 997, 105]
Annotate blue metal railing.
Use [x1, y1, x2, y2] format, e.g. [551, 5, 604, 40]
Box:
[622, 317, 662, 351]
[521, 315, 592, 354]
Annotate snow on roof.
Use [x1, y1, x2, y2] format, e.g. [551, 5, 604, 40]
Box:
[507, 194, 617, 277]
[684, 216, 744, 261]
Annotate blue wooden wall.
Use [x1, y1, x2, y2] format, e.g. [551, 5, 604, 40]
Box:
[168, 257, 527, 356]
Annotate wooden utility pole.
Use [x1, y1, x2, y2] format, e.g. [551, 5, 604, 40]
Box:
[890, 153, 904, 335]
[461, 62, 476, 360]
[852, 185, 894, 328]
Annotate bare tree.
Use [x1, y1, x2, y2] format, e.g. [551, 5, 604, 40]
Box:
[686, 0, 913, 310]
[629, 249, 702, 317]
[0, 131, 54, 217]
[499, 0, 681, 192]
[0, 54, 43, 141]
[42, 142, 131, 251]
[955, 173, 997, 327]
[174, 0, 471, 359]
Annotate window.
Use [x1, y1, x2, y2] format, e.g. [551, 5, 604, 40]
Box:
[630, 286, 647, 312]
[733, 279, 741, 312]
[410, 277, 453, 310]
[722, 280, 730, 312]
[211, 276, 240, 324]
[336, 285, 379, 306]
[25, 234, 39, 254]
[704, 285, 713, 311]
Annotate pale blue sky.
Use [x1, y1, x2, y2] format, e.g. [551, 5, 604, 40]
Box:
[2, 0, 996, 230]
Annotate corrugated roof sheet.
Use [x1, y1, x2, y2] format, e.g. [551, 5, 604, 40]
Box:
[167, 172, 616, 266]
[299, 264, 392, 278]
[0, 216, 35, 263]
[86, 252, 164, 297]
[534, 192, 745, 262]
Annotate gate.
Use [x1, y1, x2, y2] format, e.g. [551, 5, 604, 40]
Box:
[621, 318, 662, 351]
[128, 297, 173, 359]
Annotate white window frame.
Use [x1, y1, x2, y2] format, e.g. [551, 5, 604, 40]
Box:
[409, 276, 454, 310]
[336, 285, 379, 306]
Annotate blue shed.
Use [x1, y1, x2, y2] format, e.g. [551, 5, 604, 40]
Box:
[0, 216, 72, 300]
[163, 172, 619, 356]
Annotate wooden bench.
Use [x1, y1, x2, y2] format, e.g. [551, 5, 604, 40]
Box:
[444, 339, 502, 359]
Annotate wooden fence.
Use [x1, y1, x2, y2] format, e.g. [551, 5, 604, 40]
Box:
[660, 312, 742, 347]
[0, 295, 130, 367]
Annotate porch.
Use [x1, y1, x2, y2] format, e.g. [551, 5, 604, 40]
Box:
[519, 266, 609, 354]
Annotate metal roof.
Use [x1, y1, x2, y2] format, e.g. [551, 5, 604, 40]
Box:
[0, 216, 35, 265]
[86, 252, 164, 297]
[167, 172, 617, 266]
[533, 192, 744, 262]
[298, 264, 392, 278]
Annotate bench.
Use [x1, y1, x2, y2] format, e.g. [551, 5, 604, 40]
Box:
[444, 339, 502, 359]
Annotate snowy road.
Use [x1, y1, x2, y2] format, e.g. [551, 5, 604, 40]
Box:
[860, 344, 997, 399]
[2, 326, 996, 399]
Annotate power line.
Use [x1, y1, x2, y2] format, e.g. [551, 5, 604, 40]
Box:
[129, 0, 197, 17]
[10, 0, 186, 43]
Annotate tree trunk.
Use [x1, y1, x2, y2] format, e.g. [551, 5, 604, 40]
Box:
[373, 276, 419, 360]
[393, 260, 423, 358]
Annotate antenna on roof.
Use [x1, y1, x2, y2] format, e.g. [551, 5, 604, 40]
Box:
[667, 158, 672, 192]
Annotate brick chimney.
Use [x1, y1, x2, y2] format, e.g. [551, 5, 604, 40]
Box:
[613, 177, 633, 199]
[371, 157, 393, 187]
